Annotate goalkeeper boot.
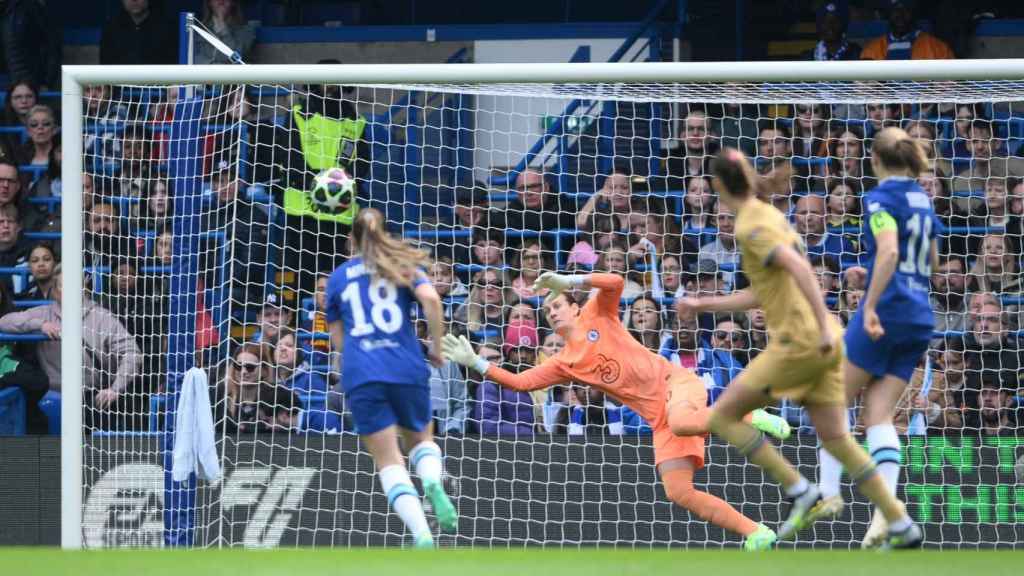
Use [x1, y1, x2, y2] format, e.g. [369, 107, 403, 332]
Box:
[881, 522, 923, 550]
[861, 510, 889, 549]
[777, 484, 823, 540]
[750, 409, 792, 440]
[424, 479, 458, 534]
[743, 523, 777, 551]
[413, 532, 435, 550]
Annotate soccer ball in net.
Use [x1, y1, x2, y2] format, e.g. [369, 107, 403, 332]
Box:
[311, 167, 355, 212]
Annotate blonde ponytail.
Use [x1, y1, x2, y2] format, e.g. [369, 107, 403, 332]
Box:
[352, 208, 431, 287]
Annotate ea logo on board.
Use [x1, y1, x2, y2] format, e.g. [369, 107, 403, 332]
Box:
[587, 329, 600, 342]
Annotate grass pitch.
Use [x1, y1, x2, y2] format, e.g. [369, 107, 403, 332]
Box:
[1, 549, 1020, 576]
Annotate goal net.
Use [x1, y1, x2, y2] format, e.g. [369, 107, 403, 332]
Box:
[66, 63, 1024, 550]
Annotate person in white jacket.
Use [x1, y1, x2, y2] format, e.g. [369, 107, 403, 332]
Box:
[0, 266, 142, 428]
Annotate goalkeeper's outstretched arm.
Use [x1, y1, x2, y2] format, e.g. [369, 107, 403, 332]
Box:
[441, 334, 567, 392]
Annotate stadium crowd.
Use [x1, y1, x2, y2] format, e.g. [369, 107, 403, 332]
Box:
[0, 0, 1021, 440]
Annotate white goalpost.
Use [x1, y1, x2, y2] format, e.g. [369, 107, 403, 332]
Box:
[61, 60, 1024, 550]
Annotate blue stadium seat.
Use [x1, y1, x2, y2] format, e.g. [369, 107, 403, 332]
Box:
[0, 386, 26, 435]
[38, 391, 60, 435]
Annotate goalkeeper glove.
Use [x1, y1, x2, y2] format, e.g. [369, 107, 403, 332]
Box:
[532, 272, 586, 305]
[441, 334, 490, 375]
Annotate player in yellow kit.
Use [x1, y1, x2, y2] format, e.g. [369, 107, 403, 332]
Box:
[676, 148, 922, 548]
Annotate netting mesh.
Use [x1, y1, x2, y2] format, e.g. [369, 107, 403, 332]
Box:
[76, 79, 1024, 549]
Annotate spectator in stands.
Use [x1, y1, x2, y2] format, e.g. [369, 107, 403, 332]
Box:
[152, 228, 173, 266]
[792, 104, 832, 161]
[981, 177, 1023, 254]
[681, 176, 717, 230]
[904, 120, 953, 177]
[101, 0, 178, 65]
[428, 255, 467, 322]
[475, 336, 535, 436]
[864, 104, 901, 143]
[139, 179, 171, 231]
[746, 308, 768, 360]
[437, 185, 494, 267]
[970, 377, 1017, 435]
[23, 145, 61, 232]
[298, 274, 330, 355]
[220, 342, 275, 434]
[947, 103, 979, 161]
[827, 128, 875, 185]
[712, 316, 749, 367]
[839, 275, 864, 327]
[208, 160, 270, 307]
[469, 228, 505, 269]
[495, 167, 574, 235]
[118, 124, 155, 192]
[567, 213, 618, 270]
[1, 80, 36, 127]
[195, 0, 255, 65]
[0, 280, 49, 433]
[696, 204, 739, 290]
[83, 84, 127, 163]
[84, 202, 133, 268]
[626, 293, 666, 353]
[962, 300, 1022, 395]
[510, 240, 549, 300]
[594, 241, 643, 301]
[576, 171, 633, 232]
[454, 268, 514, 336]
[810, 1, 861, 61]
[0, 267, 143, 428]
[665, 109, 716, 188]
[2, 0, 60, 89]
[662, 309, 742, 405]
[0, 204, 31, 293]
[825, 178, 863, 230]
[18, 242, 57, 299]
[860, 0, 955, 60]
[809, 254, 841, 308]
[270, 327, 339, 433]
[966, 233, 1020, 295]
[794, 194, 854, 263]
[14, 105, 56, 169]
[251, 292, 294, 344]
[953, 120, 1024, 195]
[104, 258, 168, 392]
[505, 302, 538, 331]
[661, 254, 684, 298]
[757, 124, 792, 164]
[931, 255, 968, 334]
[417, 320, 467, 435]
[932, 339, 967, 430]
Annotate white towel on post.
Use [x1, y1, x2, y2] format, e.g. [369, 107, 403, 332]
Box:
[172, 367, 222, 482]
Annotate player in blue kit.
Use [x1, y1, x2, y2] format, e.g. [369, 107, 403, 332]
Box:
[809, 127, 935, 549]
[326, 208, 457, 548]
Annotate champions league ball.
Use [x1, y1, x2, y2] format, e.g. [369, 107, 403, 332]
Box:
[311, 167, 355, 212]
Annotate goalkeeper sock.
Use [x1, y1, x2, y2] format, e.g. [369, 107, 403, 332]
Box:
[818, 444, 843, 499]
[822, 436, 908, 525]
[866, 424, 901, 495]
[662, 467, 758, 536]
[410, 440, 444, 485]
[379, 464, 430, 537]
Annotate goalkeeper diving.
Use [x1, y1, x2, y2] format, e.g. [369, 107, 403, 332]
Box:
[442, 271, 790, 550]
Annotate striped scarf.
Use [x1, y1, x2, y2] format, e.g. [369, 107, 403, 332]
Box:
[886, 30, 919, 60]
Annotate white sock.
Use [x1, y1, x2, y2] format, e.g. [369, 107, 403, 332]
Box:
[410, 441, 444, 485]
[866, 424, 901, 495]
[888, 515, 912, 533]
[785, 476, 810, 498]
[378, 464, 430, 536]
[818, 445, 843, 499]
